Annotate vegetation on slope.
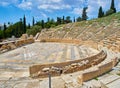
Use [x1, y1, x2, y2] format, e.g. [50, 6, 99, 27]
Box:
[0, 0, 119, 41]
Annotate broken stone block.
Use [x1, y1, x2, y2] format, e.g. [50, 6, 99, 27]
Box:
[20, 34, 28, 40]
[7, 43, 16, 50]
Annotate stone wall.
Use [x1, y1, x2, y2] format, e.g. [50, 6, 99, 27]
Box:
[29, 51, 107, 78]
[0, 34, 34, 53]
[81, 68, 99, 82]
[78, 58, 118, 84]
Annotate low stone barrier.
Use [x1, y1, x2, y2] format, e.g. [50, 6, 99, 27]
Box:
[0, 35, 34, 53]
[29, 50, 107, 78]
[40, 38, 80, 44]
[78, 58, 118, 84]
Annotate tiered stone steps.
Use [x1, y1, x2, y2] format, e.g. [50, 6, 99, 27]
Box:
[76, 24, 95, 40]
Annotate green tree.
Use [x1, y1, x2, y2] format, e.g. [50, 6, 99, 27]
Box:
[62, 16, 65, 24]
[36, 21, 41, 26]
[23, 15, 26, 33]
[32, 17, 35, 26]
[27, 25, 41, 36]
[57, 17, 61, 25]
[47, 17, 50, 23]
[14, 18, 24, 37]
[76, 16, 82, 22]
[110, 0, 116, 13]
[49, 18, 56, 27]
[82, 7, 88, 21]
[98, 6, 104, 18]
[27, 23, 31, 29]
[6, 21, 23, 38]
[3, 23, 7, 38]
[106, 9, 114, 16]
[73, 17, 76, 22]
[6, 24, 14, 37]
[19, 18, 23, 34]
[0, 30, 3, 40]
[45, 22, 51, 28]
[105, 0, 116, 16]
[65, 16, 72, 23]
[41, 20, 44, 29]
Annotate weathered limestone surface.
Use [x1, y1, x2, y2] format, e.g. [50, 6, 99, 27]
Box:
[0, 34, 34, 53]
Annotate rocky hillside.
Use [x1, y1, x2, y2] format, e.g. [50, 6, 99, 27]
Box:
[37, 12, 120, 52]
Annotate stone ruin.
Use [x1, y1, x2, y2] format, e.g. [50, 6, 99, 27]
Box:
[0, 34, 34, 53]
[29, 38, 118, 84]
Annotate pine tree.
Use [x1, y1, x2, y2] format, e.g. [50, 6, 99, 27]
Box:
[65, 16, 71, 23]
[82, 7, 88, 21]
[3, 23, 7, 38]
[32, 17, 35, 26]
[57, 17, 61, 25]
[106, 0, 116, 16]
[73, 17, 76, 22]
[47, 17, 50, 22]
[110, 0, 116, 13]
[98, 6, 104, 18]
[76, 16, 82, 22]
[41, 20, 44, 29]
[23, 15, 26, 33]
[62, 16, 65, 24]
[28, 23, 31, 29]
[20, 18, 23, 35]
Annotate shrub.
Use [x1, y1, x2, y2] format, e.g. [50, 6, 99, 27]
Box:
[106, 9, 114, 16]
[27, 25, 41, 36]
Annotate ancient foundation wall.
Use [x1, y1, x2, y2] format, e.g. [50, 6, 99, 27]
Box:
[0, 38, 34, 53]
[40, 38, 80, 44]
[98, 61, 113, 75]
[82, 68, 99, 81]
[78, 58, 118, 84]
[29, 51, 107, 78]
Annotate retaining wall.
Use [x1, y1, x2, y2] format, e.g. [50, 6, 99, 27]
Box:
[29, 50, 107, 78]
[0, 38, 34, 53]
[78, 58, 118, 84]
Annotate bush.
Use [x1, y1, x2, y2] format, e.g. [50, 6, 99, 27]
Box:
[0, 30, 4, 40]
[106, 9, 114, 16]
[27, 25, 41, 36]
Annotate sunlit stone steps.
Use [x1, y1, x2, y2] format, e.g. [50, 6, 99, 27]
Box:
[76, 25, 94, 40]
